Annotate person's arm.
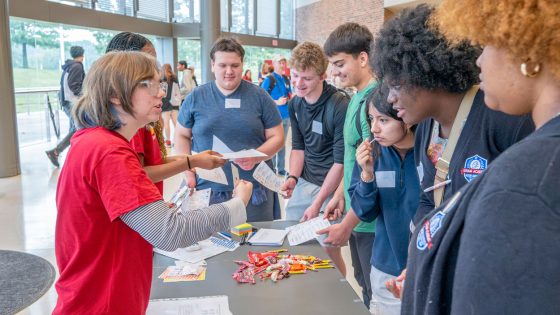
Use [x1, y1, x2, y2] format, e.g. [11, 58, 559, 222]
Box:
[322, 178, 345, 220]
[300, 163, 344, 221]
[280, 149, 304, 198]
[174, 125, 197, 187]
[121, 181, 252, 251]
[143, 151, 226, 183]
[233, 123, 284, 170]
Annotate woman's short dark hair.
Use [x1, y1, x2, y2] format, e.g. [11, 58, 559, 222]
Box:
[371, 4, 481, 93]
[210, 37, 245, 62]
[368, 82, 417, 133]
[106, 32, 152, 53]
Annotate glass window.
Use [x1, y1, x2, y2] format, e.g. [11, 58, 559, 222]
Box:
[279, 0, 294, 39]
[95, 0, 133, 15]
[177, 39, 202, 81]
[230, 0, 253, 35]
[137, 0, 170, 22]
[255, 0, 278, 37]
[174, 0, 200, 23]
[220, 0, 230, 32]
[47, 0, 93, 9]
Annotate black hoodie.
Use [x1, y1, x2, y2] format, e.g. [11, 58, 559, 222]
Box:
[60, 59, 85, 104]
[288, 82, 348, 186]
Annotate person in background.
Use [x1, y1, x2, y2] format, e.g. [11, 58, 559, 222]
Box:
[175, 37, 284, 222]
[105, 32, 202, 195]
[261, 55, 292, 176]
[258, 62, 269, 85]
[280, 41, 348, 276]
[401, 1, 560, 314]
[189, 65, 199, 87]
[177, 60, 196, 104]
[161, 63, 180, 147]
[45, 45, 85, 167]
[350, 84, 418, 315]
[243, 69, 253, 82]
[53, 51, 252, 315]
[317, 22, 378, 309]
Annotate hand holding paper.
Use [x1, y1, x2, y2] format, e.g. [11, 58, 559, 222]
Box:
[253, 161, 286, 196]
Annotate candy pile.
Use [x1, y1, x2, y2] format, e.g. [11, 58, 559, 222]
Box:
[232, 250, 334, 284]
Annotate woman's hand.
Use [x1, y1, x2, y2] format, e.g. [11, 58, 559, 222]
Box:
[189, 150, 226, 170]
[233, 180, 253, 206]
[356, 140, 374, 177]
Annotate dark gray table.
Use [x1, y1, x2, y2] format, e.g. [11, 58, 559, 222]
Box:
[151, 221, 370, 315]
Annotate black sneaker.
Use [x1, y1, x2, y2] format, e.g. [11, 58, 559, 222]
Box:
[45, 150, 59, 167]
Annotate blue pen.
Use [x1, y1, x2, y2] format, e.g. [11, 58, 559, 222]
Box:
[217, 231, 232, 241]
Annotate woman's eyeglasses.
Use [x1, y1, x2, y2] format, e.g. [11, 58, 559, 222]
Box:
[138, 79, 167, 97]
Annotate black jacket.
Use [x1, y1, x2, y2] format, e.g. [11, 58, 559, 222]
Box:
[413, 90, 534, 224]
[59, 59, 85, 105]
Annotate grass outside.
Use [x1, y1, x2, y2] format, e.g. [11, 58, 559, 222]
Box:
[13, 68, 60, 113]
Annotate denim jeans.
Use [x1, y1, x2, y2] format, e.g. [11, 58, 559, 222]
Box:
[54, 101, 77, 153]
[272, 118, 290, 173]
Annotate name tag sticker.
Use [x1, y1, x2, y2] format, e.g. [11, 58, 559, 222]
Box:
[375, 171, 396, 188]
[225, 98, 241, 109]
[312, 121, 323, 135]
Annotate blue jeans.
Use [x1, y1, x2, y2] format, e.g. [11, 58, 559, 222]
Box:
[54, 101, 76, 153]
[273, 118, 290, 173]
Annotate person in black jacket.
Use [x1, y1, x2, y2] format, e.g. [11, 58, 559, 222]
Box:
[45, 46, 85, 167]
[280, 41, 348, 276]
[400, 1, 560, 314]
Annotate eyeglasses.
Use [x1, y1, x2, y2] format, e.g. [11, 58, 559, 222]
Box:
[138, 79, 167, 97]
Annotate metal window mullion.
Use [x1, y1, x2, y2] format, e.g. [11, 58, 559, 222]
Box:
[252, 0, 256, 35]
[227, 0, 232, 32]
[189, 0, 194, 22]
[168, 0, 173, 22]
[275, 0, 280, 38]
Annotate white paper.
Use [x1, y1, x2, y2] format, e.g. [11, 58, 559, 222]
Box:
[196, 167, 228, 185]
[181, 188, 212, 211]
[212, 135, 234, 153]
[247, 228, 288, 246]
[252, 161, 285, 195]
[147, 295, 232, 315]
[154, 238, 230, 263]
[220, 149, 267, 160]
[285, 217, 331, 246]
[231, 164, 240, 183]
[169, 185, 190, 208]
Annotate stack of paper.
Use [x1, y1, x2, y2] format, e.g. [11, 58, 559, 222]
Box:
[247, 228, 288, 246]
[154, 238, 231, 263]
[158, 261, 207, 282]
[147, 295, 233, 315]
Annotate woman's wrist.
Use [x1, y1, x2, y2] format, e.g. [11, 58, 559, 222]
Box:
[360, 171, 374, 183]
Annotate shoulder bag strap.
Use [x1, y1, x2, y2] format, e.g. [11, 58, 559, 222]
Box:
[433, 85, 479, 207]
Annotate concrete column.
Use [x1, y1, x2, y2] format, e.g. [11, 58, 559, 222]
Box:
[200, 0, 220, 84]
[0, 0, 21, 178]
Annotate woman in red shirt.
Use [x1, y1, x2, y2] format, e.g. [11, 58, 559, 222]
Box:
[53, 51, 252, 314]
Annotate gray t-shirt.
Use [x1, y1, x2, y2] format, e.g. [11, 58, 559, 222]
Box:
[178, 80, 282, 192]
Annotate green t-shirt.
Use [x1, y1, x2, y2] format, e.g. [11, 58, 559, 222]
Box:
[343, 82, 377, 233]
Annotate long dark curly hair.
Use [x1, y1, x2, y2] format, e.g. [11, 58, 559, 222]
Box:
[371, 4, 481, 93]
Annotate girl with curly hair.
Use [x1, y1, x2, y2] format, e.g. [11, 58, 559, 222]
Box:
[399, 1, 560, 314]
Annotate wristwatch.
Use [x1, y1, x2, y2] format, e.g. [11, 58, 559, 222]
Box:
[287, 175, 299, 184]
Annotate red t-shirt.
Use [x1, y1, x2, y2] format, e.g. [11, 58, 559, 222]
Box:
[53, 127, 162, 315]
[130, 125, 164, 194]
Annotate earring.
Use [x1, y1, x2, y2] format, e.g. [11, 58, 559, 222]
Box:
[520, 61, 541, 77]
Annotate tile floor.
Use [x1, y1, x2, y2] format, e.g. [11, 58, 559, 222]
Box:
[0, 136, 362, 314]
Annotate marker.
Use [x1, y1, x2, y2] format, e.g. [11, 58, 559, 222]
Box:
[423, 179, 452, 193]
[217, 231, 232, 241]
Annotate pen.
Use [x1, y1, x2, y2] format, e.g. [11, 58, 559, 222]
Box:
[217, 231, 232, 241]
[423, 179, 452, 193]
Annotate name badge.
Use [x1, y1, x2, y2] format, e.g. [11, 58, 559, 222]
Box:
[225, 98, 241, 109]
[375, 171, 396, 188]
[312, 121, 323, 135]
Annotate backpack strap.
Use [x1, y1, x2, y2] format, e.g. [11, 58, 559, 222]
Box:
[267, 75, 277, 94]
[353, 90, 373, 148]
